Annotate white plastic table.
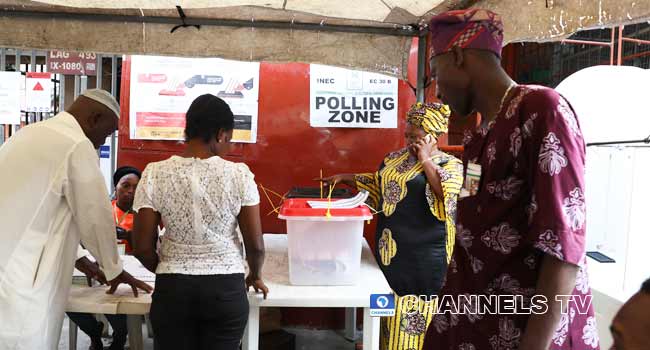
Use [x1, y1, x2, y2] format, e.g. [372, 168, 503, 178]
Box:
[66, 256, 154, 350]
[242, 234, 391, 350]
[67, 234, 391, 350]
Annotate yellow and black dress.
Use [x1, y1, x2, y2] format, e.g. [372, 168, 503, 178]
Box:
[356, 148, 463, 350]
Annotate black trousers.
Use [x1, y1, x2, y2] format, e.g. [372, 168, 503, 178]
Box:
[66, 312, 127, 346]
[150, 273, 249, 350]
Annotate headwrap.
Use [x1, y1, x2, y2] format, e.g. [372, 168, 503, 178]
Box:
[81, 89, 121, 118]
[429, 9, 504, 58]
[406, 102, 450, 138]
[113, 166, 141, 187]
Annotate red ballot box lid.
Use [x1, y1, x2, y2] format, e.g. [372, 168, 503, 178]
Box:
[279, 198, 372, 219]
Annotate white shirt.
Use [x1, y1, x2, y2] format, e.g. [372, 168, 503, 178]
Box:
[0, 112, 123, 350]
[134, 155, 260, 275]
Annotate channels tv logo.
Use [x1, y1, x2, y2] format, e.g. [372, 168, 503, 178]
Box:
[370, 294, 395, 317]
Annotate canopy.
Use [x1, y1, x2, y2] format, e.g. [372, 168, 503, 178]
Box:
[1, 1, 649, 78]
[556, 65, 650, 145]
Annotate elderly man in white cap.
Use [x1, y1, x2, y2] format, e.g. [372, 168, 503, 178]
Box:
[0, 89, 153, 350]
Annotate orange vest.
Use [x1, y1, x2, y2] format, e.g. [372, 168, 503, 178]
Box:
[112, 200, 135, 253]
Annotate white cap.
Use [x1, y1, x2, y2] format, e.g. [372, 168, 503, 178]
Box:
[81, 89, 120, 119]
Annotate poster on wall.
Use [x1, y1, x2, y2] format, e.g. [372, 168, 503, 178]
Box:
[310, 64, 398, 129]
[129, 55, 260, 143]
[25, 72, 53, 113]
[0, 71, 22, 125]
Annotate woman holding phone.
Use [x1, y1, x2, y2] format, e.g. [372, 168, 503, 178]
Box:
[320, 102, 463, 350]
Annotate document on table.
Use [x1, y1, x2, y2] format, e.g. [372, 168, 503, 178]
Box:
[73, 255, 156, 283]
[122, 256, 156, 282]
[307, 191, 369, 209]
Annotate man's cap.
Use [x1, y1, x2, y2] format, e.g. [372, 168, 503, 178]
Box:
[429, 9, 504, 58]
[81, 89, 120, 119]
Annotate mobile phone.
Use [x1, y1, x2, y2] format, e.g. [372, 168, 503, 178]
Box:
[586, 251, 616, 263]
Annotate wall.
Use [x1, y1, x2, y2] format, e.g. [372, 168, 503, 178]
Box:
[118, 59, 419, 239]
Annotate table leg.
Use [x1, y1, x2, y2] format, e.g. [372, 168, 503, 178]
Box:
[145, 314, 154, 339]
[242, 306, 260, 350]
[345, 307, 357, 341]
[68, 318, 78, 350]
[362, 308, 380, 350]
[126, 315, 144, 350]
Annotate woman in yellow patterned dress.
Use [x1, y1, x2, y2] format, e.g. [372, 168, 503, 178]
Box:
[320, 102, 463, 350]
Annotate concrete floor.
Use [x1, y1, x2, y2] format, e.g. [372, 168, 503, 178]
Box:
[58, 316, 356, 350]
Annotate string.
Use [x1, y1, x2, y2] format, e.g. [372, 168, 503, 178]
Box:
[264, 186, 287, 201]
[259, 184, 281, 215]
[260, 185, 279, 214]
[258, 183, 289, 216]
[364, 203, 384, 216]
[363, 202, 384, 224]
[266, 191, 288, 216]
[325, 179, 338, 219]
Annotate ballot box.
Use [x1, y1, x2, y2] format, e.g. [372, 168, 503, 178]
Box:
[279, 198, 372, 286]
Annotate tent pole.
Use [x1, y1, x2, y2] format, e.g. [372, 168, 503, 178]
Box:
[416, 35, 427, 102]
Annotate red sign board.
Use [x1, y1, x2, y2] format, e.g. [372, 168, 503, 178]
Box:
[48, 50, 97, 76]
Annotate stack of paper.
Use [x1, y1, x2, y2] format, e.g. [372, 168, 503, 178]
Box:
[122, 255, 156, 282]
[307, 191, 369, 209]
[72, 255, 156, 284]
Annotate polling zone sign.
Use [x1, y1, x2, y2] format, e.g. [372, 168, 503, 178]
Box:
[310, 64, 398, 129]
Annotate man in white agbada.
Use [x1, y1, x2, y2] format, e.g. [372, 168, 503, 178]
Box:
[0, 89, 153, 349]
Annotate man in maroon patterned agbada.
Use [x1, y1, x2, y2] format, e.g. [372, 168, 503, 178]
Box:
[422, 10, 599, 350]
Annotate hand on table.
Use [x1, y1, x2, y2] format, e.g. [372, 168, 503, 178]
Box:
[246, 275, 269, 299]
[75, 257, 107, 286]
[107, 270, 154, 297]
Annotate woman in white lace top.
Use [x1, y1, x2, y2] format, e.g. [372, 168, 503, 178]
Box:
[132, 94, 267, 350]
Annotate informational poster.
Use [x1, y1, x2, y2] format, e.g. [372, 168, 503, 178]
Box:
[129, 55, 260, 143]
[25, 72, 53, 113]
[0, 71, 22, 125]
[310, 64, 398, 129]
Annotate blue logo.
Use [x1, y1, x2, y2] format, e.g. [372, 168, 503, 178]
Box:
[370, 294, 395, 317]
[99, 145, 110, 159]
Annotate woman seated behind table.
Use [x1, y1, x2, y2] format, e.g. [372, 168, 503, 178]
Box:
[321, 102, 463, 350]
[112, 166, 141, 254]
[132, 94, 268, 350]
[66, 166, 141, 350]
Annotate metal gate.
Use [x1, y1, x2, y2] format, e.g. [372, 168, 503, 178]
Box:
[0, 48, 122, 190]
